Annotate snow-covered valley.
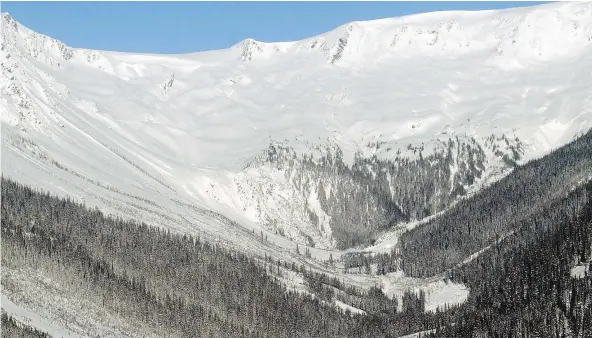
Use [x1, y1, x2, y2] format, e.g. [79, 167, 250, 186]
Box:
[2, 2, 592, 335]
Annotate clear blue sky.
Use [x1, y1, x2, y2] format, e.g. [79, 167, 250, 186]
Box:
[1, 1, 551, 54]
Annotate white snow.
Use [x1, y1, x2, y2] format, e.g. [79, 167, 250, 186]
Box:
[306, 183, 334, 240]
[422, 280, 470, 312]
[334, 300, 367, 315]
[1, 295, 78, 338]
[571, 263, 590, 279]
[1, 266, 162, 338]
[377, 271, 470, 313]
[1, 2, 592, 334]
[397, 329, 436, 338]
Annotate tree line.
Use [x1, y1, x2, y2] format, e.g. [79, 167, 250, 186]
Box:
[1, 312, 50, 338]
[1, 176, 454, 338]
[425, 179, 592, 337]
[399, 129, 592, 277]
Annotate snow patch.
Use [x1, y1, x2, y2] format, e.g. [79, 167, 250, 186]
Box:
[378, 271, 470, 313]
[571, 263, 590, 279]
[1, 295, 78, 338]
[306, 185, 333, 239]
[335, 300, 367, 315]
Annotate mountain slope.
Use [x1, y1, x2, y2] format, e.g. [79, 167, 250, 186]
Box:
[1, 137, 590, 338]
[400, 128, 592, 277]
[1, 2, 592, 253]
[0, 176, 461, 338]
[426, 179, 592, 338]
[2, 3, 592, 336]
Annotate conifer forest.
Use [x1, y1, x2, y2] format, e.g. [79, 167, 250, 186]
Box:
[2, 2, 592, 337]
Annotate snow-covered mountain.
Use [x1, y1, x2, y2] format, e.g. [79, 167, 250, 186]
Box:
[2, 1, 591, 256]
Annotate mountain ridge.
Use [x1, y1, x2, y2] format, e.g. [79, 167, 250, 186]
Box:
[2, 3, 592, 336]
[4, 2, 588, 54]
[1, 1, 591, 253]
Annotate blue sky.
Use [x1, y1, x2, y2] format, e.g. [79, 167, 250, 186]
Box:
[2, 1, 551, 54]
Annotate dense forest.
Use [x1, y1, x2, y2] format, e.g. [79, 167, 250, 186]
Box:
[2, 131, 590, 337]
[0, 177, 451, 338]
[400, 129, 592, 277]
[0, 312, 50, 338]
[3, 177, 589, 337]
[425, 180, 592, 337]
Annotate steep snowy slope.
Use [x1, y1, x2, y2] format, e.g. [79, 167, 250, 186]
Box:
[1, 1, 591, 256]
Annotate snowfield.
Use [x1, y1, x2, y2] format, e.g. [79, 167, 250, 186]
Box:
[2, 2, 592, 334]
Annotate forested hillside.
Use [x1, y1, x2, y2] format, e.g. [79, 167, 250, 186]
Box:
[2, 1, 592, 336]
[1, 312, 50, 338]
[0, 177, 453, 338]
[426, 180, 592, 337]
[400, 129, 592, 277]
[2, 144, 591, 337]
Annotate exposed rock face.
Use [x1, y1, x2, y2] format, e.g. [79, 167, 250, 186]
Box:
[235, 134, 497, 249]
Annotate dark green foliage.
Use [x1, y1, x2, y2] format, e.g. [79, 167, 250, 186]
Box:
[1, 312, 50, 338]
[400, 129, 592, 277]
[0, 177, 449, 338]
[425, 180, 592, 337]
[3, 129, 590, 337]
[300, 268, 399, 316]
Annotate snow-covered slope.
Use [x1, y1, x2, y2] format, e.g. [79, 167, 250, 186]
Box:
[2, 2, 591, 256]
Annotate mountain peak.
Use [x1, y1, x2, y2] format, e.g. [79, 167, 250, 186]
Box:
[233, 37, 295, 62]
[2, 12, 18, 34]
[4, 2, 592, 65]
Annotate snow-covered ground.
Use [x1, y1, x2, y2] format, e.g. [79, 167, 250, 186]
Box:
[2, 2, 592, 334]
[397, 329, 436, 338]
[571, 263, 590, 279]
[335, 300, 367, 315]
[2, 1, 591, 256]
[376, 270, 469, 313]
[1, 265, 161, 338]
[1, 295, 78, 338]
